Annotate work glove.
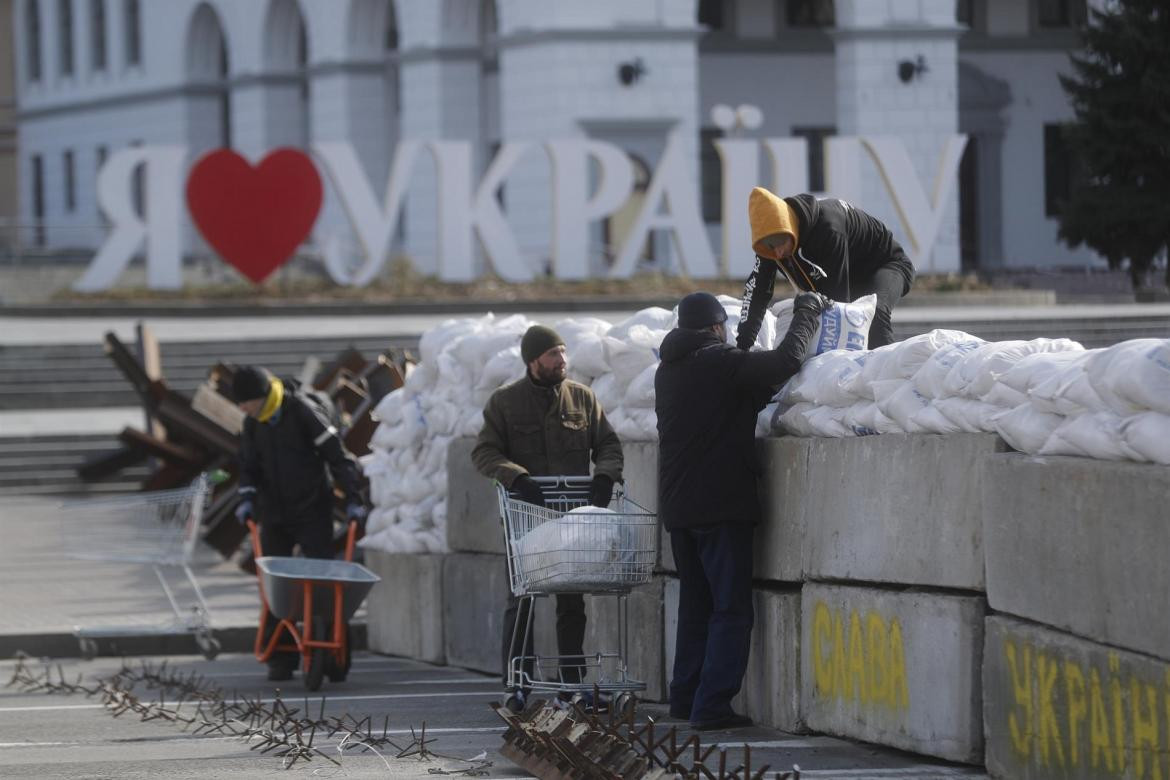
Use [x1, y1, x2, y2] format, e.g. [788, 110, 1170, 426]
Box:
[234, 499, 253, 526]
[346, 502, 368, 526]
[792, 291, 833, 316]
[589, 474, 614, 509]
[511, 474, 546, 507]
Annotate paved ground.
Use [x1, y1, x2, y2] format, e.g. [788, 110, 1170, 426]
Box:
[0, 651, 989, 779]
[0, 494, 991, 778]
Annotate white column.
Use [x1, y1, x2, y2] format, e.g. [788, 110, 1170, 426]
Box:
[833, 0, 964, 273]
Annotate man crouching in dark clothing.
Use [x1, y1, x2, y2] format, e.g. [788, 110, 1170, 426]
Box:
[655, 290, 828, 731]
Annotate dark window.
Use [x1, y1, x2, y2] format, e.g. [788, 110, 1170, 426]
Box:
[130, 140, 144, 217]
[1044, 123, 1079, 217]
[698, 0, 726, 31]
[791, 126, 835, 192]
[58, 0, 74, 75]
[956, 0, 973, 25]
[786, 0, 834, 28]
[90, 0, 106, 69]
[26, 0, 43, 81]
[700, 128, 721, 222]
[124, 0, 140, 65]
[1037, 0, 1086, 28]
[63, 150, 75, 212]
[31, 155, 45, 245]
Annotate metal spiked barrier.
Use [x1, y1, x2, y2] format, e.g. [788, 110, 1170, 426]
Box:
[492, 685, 800, 780]
[5, 654, 490, 774]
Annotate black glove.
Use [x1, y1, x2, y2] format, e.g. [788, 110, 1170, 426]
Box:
[792, 291, 833, 316]
[589, 474, 614, 508]
[511, 474, 546, 507]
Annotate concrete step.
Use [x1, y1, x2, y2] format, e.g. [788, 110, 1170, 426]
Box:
[0, 433, 148, 495]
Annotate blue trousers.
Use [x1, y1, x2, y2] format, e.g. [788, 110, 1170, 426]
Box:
[669, 523, 755, 722]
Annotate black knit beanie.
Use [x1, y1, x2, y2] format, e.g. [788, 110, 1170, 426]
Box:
[231, 366, 271, 402]
[521, 325, 566, 364]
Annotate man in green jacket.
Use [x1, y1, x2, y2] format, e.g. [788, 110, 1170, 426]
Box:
[472, 324, 624, 712]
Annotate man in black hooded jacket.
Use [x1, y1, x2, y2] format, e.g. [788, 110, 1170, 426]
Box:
[655, 290, 828, 730]
[737, 188, 915, 350]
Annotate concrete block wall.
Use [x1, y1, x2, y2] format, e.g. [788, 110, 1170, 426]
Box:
[367, 432, 1169, 773]
[364, 551, 446, 665]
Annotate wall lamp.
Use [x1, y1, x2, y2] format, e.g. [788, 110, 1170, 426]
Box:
[897, 55, 929, 84]
[617, 58, 647, 86]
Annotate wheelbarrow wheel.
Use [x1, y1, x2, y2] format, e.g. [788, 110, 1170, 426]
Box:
[326, 624, 353, 683]
[304, 618, 327, 692]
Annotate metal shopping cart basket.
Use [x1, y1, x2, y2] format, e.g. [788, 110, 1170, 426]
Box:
[498, 475, 656, 714]
[58, 474, 220, 660]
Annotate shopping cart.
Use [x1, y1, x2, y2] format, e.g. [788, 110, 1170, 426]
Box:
[247, 519, 380, 691]
[498, 475, 657, 715]
[58, 474, 220, 661]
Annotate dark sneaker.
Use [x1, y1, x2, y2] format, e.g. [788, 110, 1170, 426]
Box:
[266, 664, 295, 682]
[690, 713, 753, 731]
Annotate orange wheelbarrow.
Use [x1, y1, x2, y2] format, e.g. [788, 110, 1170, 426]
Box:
[246, 520, 381, 691]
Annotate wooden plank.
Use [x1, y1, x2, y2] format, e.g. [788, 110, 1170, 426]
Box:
[117, 427, 205, 468]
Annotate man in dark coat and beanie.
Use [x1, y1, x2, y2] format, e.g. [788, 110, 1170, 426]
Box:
[232, 365, 367, 680]
[737, 187, 915, 350]
[656, 290, 829, 730]
[472, 325, 624, 713]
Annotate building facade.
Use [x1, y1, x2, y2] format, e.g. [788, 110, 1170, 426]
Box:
[11, 0, 1103, 284]
[0, 0, 17, 239]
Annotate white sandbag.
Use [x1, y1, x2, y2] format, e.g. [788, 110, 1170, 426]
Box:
[614, 408, 657, 441]
[993, 404, 1065, 454]
[1029, 353, 1109, 416]
[933, 397, 1001, 433]
[569, 333, 609, 379]
[623, 363, 659, 409]
[910, 403, 963, 434]
[804, 406, 850, 438]
[590, 373, 622, 413]
[474, 346, 523, 406]
[876, 329, 981, 382]
[511, 507, 627, 588]
[554, 316, 613, 342]
[756, 401, 783, 437]
[944, 338, 1084, 399]
[771, 294, 877, 358]
[608, 307, 674, 341]
[980, 383, 1029, 409]
[848, 343, 899, 400]
[1088, 339, 1170, 416]
[418, 318, 483, 364]
[797, 350, 868, 407]
[997, 349, 1086, 395]
[842, 401, 899, 436]
[1039, 411, 1129, 460]
[912, 339, 986, 399]
[372, 389, 404, 424]
[873, 380, 929, 433]
[777, 403, 819, 437]
[1121, 412, 1170, 465]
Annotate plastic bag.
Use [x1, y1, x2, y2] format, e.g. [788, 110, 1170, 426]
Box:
[771, 294, 878, 359]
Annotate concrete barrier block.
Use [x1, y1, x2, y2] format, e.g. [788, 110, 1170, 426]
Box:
[984, 615, 1170, 780]
[665, 580, 802, 731]
[754, 437, 813, 583]
[802, 434, 1004, 590]
[446, 437, 504, 555]
[733, 588, 804, 733]
[364, 551, 446, 664]
[983, 453, 1170, 661]
[585, 577, 667, 702]
[619, 441, 673, 573]
[801, 583, 985, 763]
[442, 553, 507, 675]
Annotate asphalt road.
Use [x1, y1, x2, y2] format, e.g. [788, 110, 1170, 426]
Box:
[0, 652, 989, 779]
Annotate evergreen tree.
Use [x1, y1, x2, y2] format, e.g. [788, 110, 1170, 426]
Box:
[1057, 0, 1170, 289]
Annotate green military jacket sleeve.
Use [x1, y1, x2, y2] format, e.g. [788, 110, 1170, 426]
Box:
[471, 375, 623, 487]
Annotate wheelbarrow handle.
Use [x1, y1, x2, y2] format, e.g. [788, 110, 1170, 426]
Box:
[246, 517, 359, 562]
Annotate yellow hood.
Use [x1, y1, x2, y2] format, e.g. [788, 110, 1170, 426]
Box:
[748, 187, 800, 258]
[257, 377, 284, 424]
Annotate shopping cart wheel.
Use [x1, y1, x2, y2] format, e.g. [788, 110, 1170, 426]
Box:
[614, 692, 637, 720]
[196, 632, 221, 661]
[78, 638, 98, 661]
[304, 618, 327, 692]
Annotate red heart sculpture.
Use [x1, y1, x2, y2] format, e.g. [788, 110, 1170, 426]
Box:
[186, 148, 323, 284]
